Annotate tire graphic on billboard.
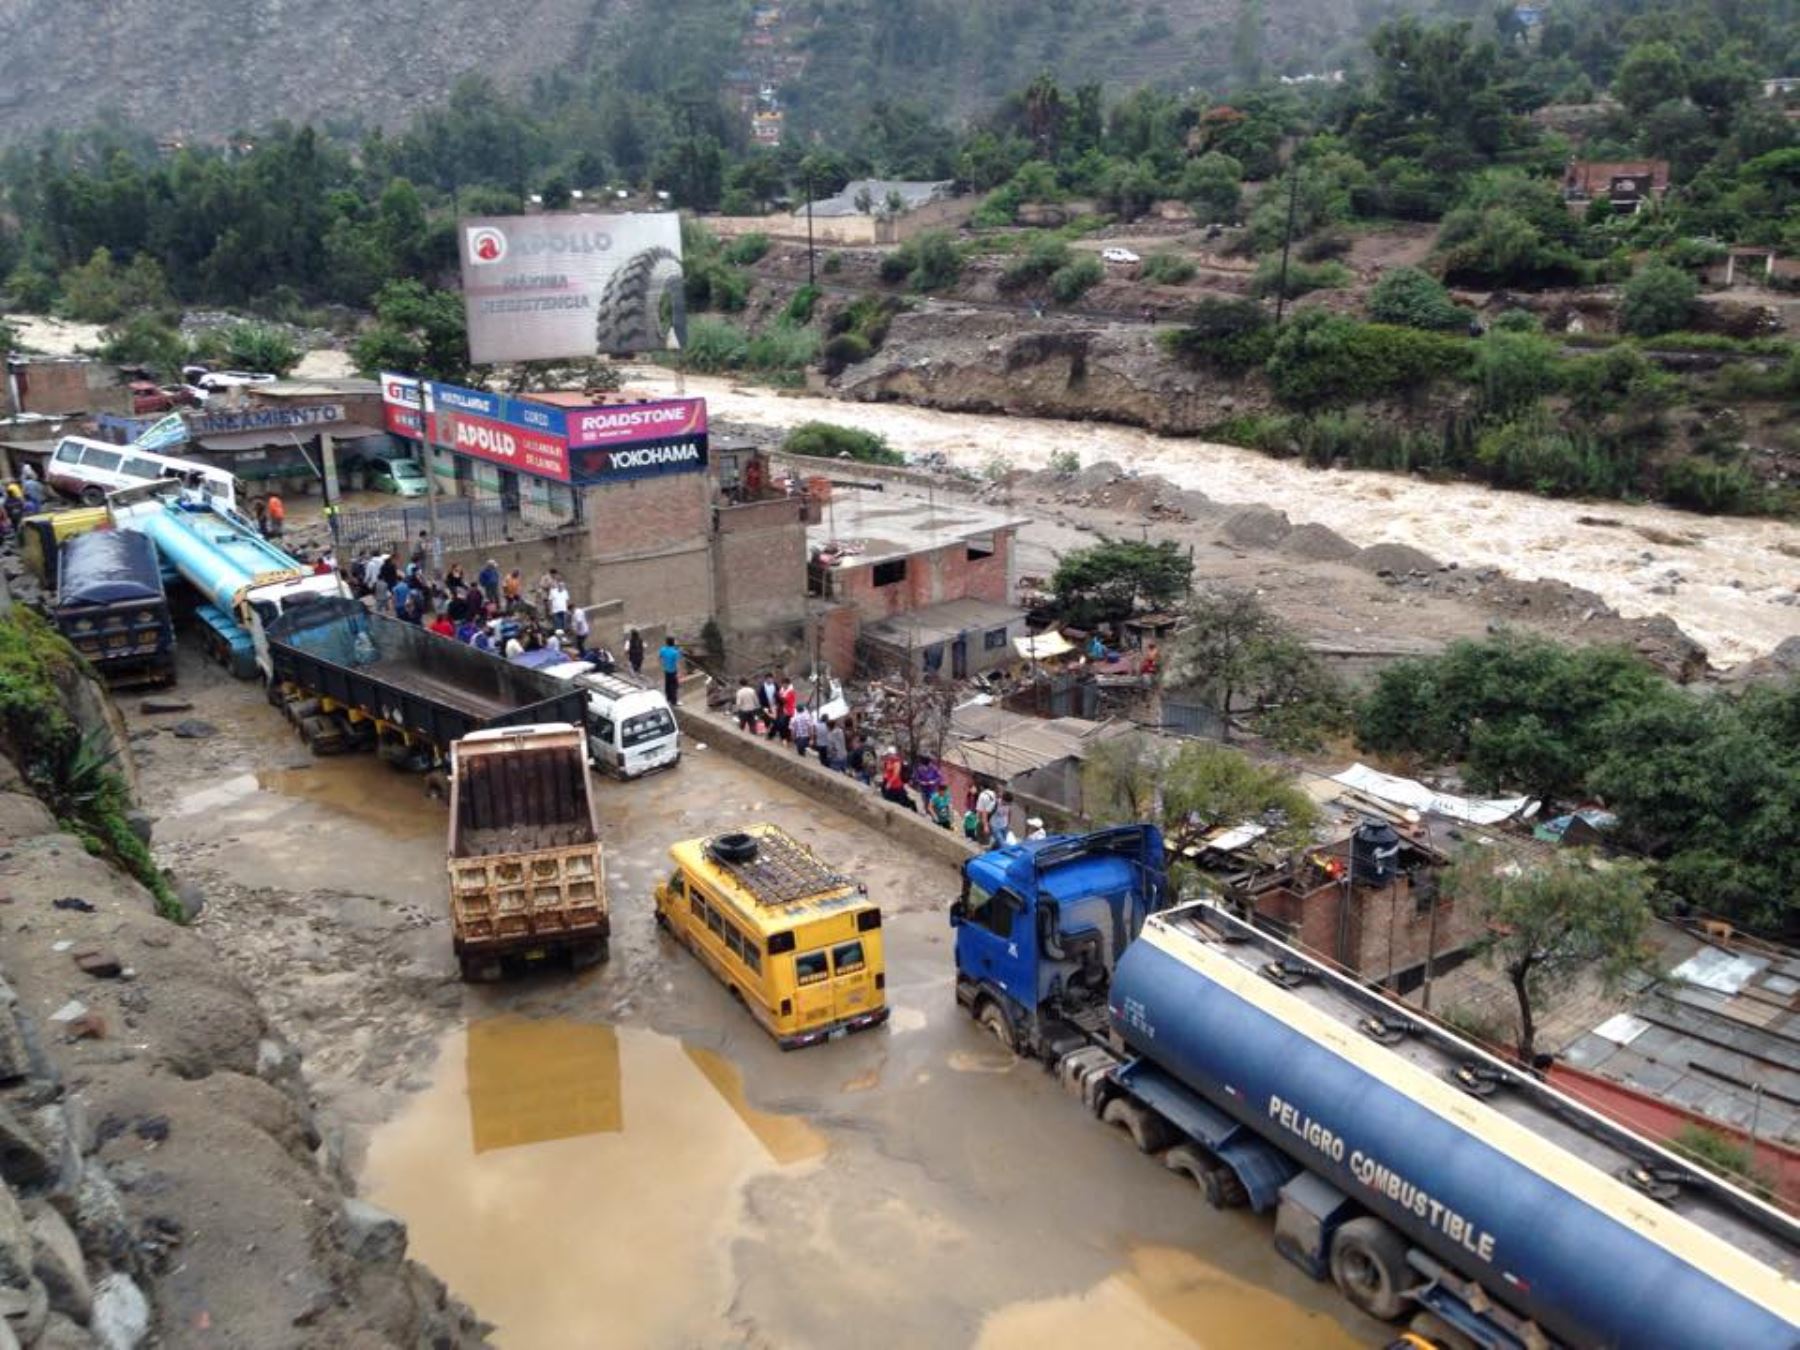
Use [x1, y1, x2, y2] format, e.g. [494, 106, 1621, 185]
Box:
[593, 246, 687, 354]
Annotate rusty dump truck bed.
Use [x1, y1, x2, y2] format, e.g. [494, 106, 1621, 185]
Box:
[446, 724, 609, 980]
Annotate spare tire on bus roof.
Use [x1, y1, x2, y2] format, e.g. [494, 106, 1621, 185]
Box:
[710, 832, 759, 864]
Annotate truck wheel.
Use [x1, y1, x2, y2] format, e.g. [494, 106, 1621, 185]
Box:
[1330, 1217, 1412, 1321]
[570, 939, 608, 970]
[1100, 1097, 1176, 1154]
[1163, 1143, 1212, 1186]
[977, 1001, 1015, 1054]
[458, 954, 503, 983]
[81, 485, 106, 506]
[1202, 1166, 1249, 1210]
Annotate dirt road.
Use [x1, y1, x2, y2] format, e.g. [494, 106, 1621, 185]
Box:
[132, 650, 1383, 1349]
[623, 369, 1800, 665]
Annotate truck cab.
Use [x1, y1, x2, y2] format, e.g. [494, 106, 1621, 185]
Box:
[951, 824, 1165, 1058]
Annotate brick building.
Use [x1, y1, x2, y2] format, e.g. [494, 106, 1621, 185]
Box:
[1237, 823, 1473, 992]
[809, 496, 1027, 677]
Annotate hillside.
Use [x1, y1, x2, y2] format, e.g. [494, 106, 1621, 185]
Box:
[0, 0, 1379, 143]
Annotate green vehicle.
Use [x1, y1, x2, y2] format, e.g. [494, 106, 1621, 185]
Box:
[363, 454, 431, 498]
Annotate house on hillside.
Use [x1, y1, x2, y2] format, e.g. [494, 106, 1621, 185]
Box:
[1563, 159, 1671, 213]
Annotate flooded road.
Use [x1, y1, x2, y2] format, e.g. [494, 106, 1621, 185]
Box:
[624, 369, 1800, 665]
[137, 649, 1386, 1349]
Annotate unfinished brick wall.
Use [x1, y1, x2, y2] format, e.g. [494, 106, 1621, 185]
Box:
[714, 496, 808, 634]
[830, 529, 1014, 623]
[580, 471, 713, 634]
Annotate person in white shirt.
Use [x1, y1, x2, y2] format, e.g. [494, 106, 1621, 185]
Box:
[548, 580, 571, 630]
[733, 678, 759, 730]
[1026, 817, 1048, 841]
[976, 785, 998, 841]
[504, 634, 524, 659]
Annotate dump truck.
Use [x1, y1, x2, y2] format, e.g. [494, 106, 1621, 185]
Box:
[952, 827, 1800, 1349]
[53, 528, 175, 685]
[267, 596, 586, 767]
[446, 724, 608, 981]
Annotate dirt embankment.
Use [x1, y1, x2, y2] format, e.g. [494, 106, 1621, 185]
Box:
[834, 309, 1273, 434]
[0, 738, 483, 1348]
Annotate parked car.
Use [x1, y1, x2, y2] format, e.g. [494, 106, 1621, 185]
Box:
[129, 381, 174, 415]
[362, 454, 431, 497]
[1101, 246, 1141, 264]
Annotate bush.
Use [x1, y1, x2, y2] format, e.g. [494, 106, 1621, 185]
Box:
[4, 264, 57, 312]
[1659, 455, 1766, 513]
[1050, 257, 1104, 303]
[1165, 299, 1274, 373]
[724, 233, 771, 266]
[100, 313, 189, 378]
[744, 323, 818, 376]
[1474, 416, 1640, 498]
[1472, 329, 1560, 419]
[785, 284, 821, 324]
[1297, 233, 1352, 263]
[1139, 252, 1196, 285]
[681, 316, 750, 372]
[820, 332, 871, 375]
[1620, 262, 1698, 338]
[192, 322, 300, 376]
[884, 231, 962, 292]
[783, 421, 903, 465]
[1250, 257, 1353, 300]
[1266, 312, 1469, 406]
[1047, 448, 1081, 475]
[1367, 267, 1468, 331]
[821, 251, 843, 275]
[997, 237, 1072, 293]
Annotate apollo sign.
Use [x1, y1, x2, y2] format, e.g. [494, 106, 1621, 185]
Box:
[420, 380, 571, 483]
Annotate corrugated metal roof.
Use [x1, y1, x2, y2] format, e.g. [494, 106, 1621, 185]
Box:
[942, 703, 1126, 780]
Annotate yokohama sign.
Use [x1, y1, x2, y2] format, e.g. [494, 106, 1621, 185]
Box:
[569, 435, 709, 485]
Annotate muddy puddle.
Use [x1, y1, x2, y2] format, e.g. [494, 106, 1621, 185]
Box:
[362, 1015, 824, 1347]
[977, 1245, 1364, 1349]
[163, 758, 440, 839]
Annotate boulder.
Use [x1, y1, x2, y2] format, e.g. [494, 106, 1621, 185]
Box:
[0, 1107, 52, 1190]
[33, 1312, 99, 1349]
[340, 1198, 408, 1265]
[89, 1275, 147, 1350]
[0, 1183, 31, 1291]
[28, 1206, 91, 1325]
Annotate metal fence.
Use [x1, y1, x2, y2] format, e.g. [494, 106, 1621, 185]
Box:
[332, 498, 574, 554]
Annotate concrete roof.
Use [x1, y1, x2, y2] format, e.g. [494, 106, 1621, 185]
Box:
[803, 179, 953, 219]
[811, 496, 1027, 569]
[860, 598, 1024, 650]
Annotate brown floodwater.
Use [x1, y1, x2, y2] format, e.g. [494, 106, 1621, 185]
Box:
[976, 1245, 1365, 1349]
[362, 1016, 825, 1348]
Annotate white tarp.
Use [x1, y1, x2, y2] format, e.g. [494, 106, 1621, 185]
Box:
[1013, 631, 1075, 661]
[1330, 763, 1537, 826]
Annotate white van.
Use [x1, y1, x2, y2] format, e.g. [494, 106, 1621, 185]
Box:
[46, 436, 240, 509]
[576, 670, 680, 778]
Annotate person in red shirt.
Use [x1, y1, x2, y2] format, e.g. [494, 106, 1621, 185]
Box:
[428, 613, 455, 638]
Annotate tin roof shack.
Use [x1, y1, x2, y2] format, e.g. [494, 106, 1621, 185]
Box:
[939, 701, 1137, 828]
[811, 496, 1027, 678]
[1555, 924, 1800, 1207]
[1563, 159, 1671, 212]
[5, 356, 130, 416]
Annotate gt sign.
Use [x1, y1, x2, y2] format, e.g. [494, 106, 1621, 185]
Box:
[379, 372, 424, 439]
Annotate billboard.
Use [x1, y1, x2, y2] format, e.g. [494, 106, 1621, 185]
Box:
[458, 212, 686, 364]
[566, 398, 707, 449]
[569, 435, 709, 486]
[422, 382, 571, 483]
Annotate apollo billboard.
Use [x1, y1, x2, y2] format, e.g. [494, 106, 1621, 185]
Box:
[458, 212, 687, 364]
[421, 381, 571, 483]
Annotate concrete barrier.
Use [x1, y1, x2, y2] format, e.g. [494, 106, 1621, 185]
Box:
[674, 704, 979, 870]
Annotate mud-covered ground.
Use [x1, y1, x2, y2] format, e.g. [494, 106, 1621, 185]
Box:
[130, 648, 1384, 1349]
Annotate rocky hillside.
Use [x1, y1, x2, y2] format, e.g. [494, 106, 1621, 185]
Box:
[0, 0, 1379, 142]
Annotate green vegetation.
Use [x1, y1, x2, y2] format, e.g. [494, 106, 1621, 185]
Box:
[1050, 255, 1104, 303]
[1450, 848, 1654, 1063]
[1366, 267, 1468, 332]
[1673, 1125, 1772, 1193]
[678, 315, 818, 382]
[1166, 587, 1345, 749]
[1049, 538, 1191, 628]
[350, 280, 472, 383]
[782, 421, 902, 465]
[1266, 311, 1469, 406]
[1165, 299, 1275, 374]
[0, 612, 179, 920]
[879, 231, 962, 292]
[1082, 735, 1321, 853]
[1360, 631, 1800, 934]
[1138, 252, 1196, 285]
[1620, 261, 1699, 337]
[191, 322, 301, 376]
[1249, 257, 1352, 300]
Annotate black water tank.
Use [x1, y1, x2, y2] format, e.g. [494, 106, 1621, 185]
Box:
[1351, 821, 1401, 885]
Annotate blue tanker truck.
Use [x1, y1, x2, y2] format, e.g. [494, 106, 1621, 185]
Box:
[951, 827, 1800, 1349]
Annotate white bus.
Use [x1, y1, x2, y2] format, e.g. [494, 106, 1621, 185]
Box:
[46, 436, 240, 509]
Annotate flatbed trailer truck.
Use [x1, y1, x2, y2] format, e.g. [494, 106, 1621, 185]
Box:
[447, 724, 608, 980]
[951, 827, 1800, 1349]
[266, 596, 586, 767]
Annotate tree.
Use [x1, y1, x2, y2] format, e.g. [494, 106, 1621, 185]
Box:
[350, 280, 470, 383]
[1160, 741, 1319, 848]
[1619, 262, 1698, 338]
[100, 313, 187, 377]
[1356, 631, 1667, 803]
[1165, 587, 1342, 745]
[1081, 731, 1166, 825]
[1050, 539, 1191, 627]
[1614, 41, 1687, 119]
[197, 322, 300, 376]
[1367, 266, 1467, 331]
[1472, 327, 1559, 419]
[1449, 849, 1653, 1063]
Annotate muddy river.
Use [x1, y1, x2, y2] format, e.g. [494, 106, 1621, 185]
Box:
[622, 369, 1800, 666]
[131, 652, 1385, 1349]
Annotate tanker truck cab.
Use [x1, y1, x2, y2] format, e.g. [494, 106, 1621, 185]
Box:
[951, 824, 1166, 1057]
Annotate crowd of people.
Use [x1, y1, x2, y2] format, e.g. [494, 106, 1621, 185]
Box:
[335, 536, 652, 680]
[1, 462, 47, 536]
[730, 671, 1044, 844]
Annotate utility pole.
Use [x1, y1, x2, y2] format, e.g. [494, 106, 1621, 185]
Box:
[805, 168, 817, 288]
[1421, 880, 1441, 1012]
[1273, 159, 1301, 327]
[419, 382, 443, 576]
